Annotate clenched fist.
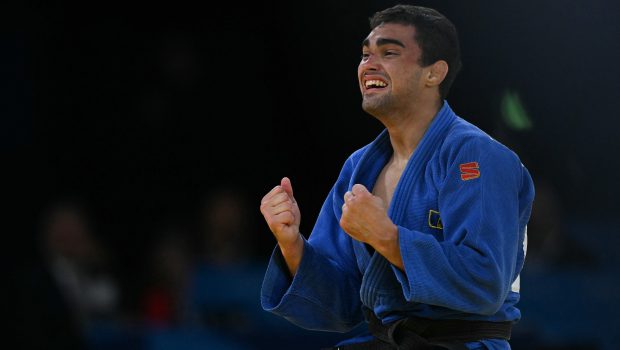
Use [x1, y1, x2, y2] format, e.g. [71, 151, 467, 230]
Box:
[340, 184, 401, 267]
[260, 177, 303, 275]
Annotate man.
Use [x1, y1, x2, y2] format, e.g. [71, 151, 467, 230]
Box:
[259, 4, 534, 350]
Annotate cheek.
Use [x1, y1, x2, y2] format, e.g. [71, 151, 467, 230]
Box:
[395, 69, 422, 92]
[412, 69, 423, 83]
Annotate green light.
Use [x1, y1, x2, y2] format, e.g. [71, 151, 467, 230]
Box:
[501, 90, 533, 131]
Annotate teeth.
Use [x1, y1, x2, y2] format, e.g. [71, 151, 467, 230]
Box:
[365, 80, 387, 88]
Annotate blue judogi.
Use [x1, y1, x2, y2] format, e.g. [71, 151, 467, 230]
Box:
[261, 102, 535, 349]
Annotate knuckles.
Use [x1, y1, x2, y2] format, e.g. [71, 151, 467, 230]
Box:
[352, 184, 368, 194]
[260, 185, 300, 237]
[260, 186, 284, 203]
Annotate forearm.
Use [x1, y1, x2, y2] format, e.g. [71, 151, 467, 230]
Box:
[370, 223, 404, 270]
[278, 232, 304, 276]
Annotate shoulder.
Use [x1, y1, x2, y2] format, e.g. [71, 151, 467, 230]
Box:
[333, 144, 372, 187]
[441, 117, 522, 169]
[347, 144, 372, 167]
[343, 129, 389, 169]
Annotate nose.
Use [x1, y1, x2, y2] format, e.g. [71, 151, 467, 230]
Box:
[359, 54, 382, 76]
[360, 54, 379, 68]
[359, 60, 379, 77]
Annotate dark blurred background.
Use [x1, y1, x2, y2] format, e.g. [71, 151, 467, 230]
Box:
[4, 0, 620, 349]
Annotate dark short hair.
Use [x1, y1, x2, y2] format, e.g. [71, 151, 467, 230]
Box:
[369, 4, 462, 100]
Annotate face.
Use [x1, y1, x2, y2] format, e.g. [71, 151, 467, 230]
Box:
[358, 23, 425, 118]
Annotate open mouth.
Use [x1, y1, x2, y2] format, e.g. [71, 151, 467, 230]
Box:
[364, 79, 388, 90]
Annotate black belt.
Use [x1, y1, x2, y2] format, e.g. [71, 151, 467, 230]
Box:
[360, 309, 512, 349]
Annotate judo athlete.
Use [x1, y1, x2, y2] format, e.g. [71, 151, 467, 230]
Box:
[259, 4, 535, 350]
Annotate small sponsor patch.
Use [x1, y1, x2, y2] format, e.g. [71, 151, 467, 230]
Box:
[459, 162, 480, 181]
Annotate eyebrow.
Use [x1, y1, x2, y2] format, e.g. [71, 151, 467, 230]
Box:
[362, 37, 406, 48]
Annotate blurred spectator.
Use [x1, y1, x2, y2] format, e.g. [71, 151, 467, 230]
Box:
[491, 118, 596, 269]
[184, 187, 262, 333]
[180, 187, 351, 349]
[525, 177, 597, 269]
[39, 197, 121, 330]
[196, 187, 256, 265]
[12, 222, 87, 350]
[141, 226, 192, 328]
[135, 189, 264, 350]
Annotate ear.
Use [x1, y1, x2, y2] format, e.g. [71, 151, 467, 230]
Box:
[424, 60, 449, 88]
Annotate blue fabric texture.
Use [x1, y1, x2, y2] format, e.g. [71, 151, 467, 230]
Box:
[261, 102, 535, 350]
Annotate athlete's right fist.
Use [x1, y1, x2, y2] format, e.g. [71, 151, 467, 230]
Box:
[260, 177, 301, 248]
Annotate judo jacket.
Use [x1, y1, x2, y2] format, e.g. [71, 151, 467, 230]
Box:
[261, 101, 535, 348]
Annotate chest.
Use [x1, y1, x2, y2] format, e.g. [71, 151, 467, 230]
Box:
[372, 160, 407, 209]
[366, 151, 445, 239]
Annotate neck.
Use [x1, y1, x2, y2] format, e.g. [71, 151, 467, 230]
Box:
[382, 99, 442, 163]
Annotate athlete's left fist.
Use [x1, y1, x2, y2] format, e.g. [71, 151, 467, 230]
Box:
[339, 184, 398, 249]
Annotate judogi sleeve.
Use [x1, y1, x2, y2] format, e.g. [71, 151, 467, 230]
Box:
[391, 136, 535, 315]
[260, 156, 364, 332]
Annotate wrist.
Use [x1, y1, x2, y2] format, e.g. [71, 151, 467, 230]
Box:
[378, 223, 404, 270]
[278, 232, 304, 277]
[374, 223, 399, 254]
[279, 232, 303, 258]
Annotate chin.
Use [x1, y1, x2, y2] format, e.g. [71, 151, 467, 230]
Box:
[362, 98, 389, 118]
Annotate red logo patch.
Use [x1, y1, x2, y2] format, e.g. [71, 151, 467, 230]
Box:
[460, 162, 480, 181]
